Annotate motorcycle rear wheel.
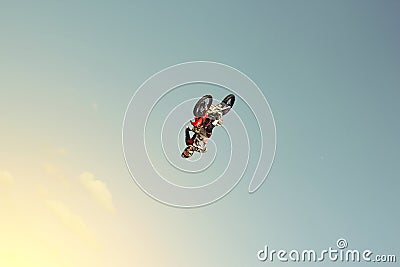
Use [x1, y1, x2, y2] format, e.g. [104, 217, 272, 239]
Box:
[193, 95, 213, 117]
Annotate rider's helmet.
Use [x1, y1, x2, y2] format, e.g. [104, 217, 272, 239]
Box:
[181, 146, 194, 158]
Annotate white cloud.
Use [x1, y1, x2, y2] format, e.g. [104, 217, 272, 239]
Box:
[0, 171, 14, 186]
[79, 172, 114, 212]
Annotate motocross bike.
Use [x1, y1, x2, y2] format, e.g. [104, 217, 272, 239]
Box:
[183, 94, 235, 157]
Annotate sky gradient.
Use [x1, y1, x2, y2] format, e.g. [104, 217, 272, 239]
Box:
[1, 1, 399, 266]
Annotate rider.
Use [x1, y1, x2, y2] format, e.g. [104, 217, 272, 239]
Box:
[181, 93, 233, 159]
[181, 115, 220, 158]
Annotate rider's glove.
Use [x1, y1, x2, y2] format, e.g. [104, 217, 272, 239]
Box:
[212, 118, 223, 126]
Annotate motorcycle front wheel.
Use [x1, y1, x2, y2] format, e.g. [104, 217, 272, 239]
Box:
[221, 94, 235, 115]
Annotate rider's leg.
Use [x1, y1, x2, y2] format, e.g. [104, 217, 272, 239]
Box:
[185, 126, 190, 137]
[185, 126, 193, 145]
